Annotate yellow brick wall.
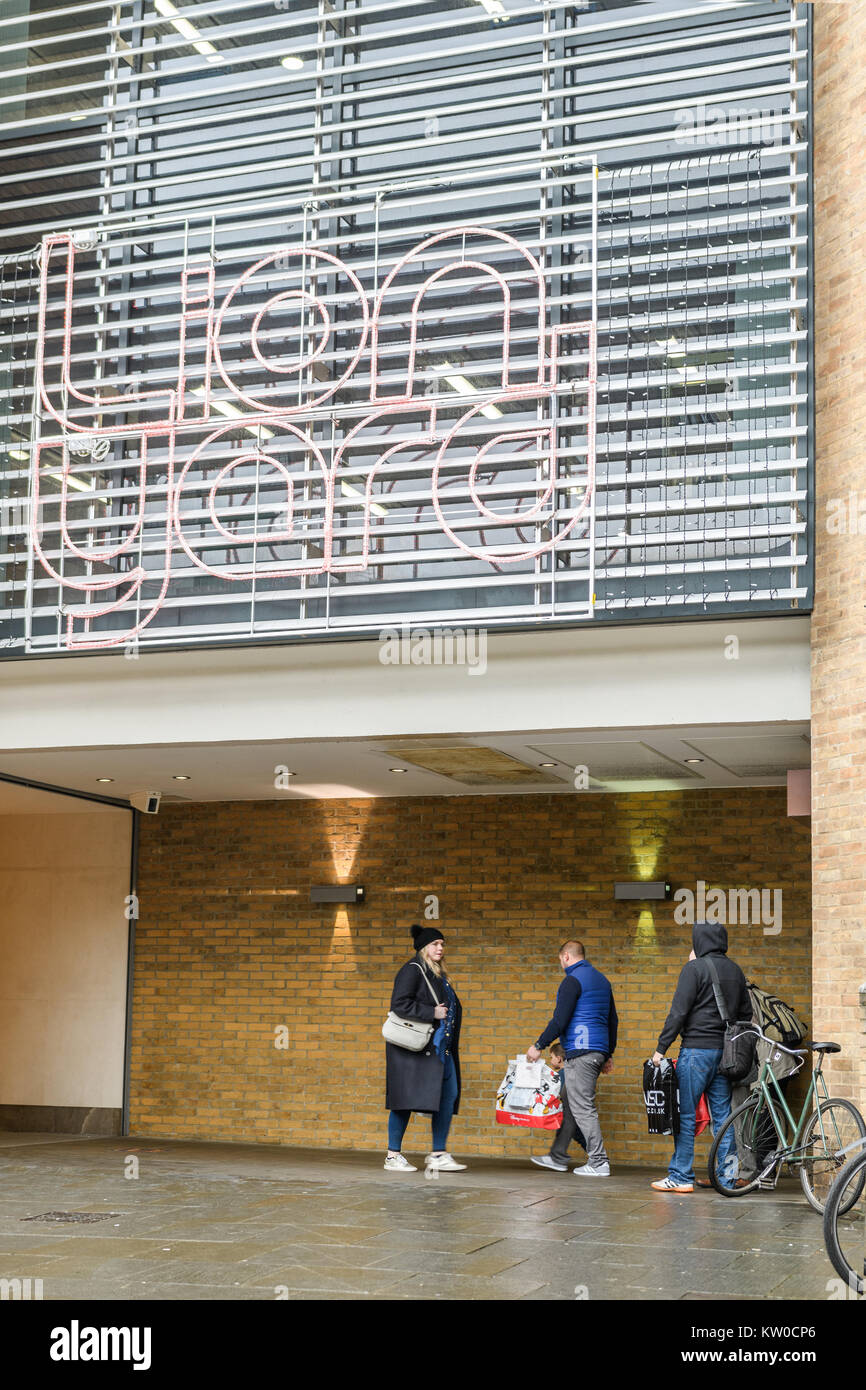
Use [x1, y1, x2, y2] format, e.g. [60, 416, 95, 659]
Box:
[129, 789, 812, 1164]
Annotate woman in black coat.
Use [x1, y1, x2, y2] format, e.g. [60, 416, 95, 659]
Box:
[384, 924, 465, 1173]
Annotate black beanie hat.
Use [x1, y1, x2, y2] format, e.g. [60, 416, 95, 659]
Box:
[411, 923, 445, 952]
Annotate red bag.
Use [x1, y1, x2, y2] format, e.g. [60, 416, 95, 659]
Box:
[695, 1092, 711, 1137]
[666, 1059, 711, 1137]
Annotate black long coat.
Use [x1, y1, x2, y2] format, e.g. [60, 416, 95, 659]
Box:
[385, 957, 462, 1115]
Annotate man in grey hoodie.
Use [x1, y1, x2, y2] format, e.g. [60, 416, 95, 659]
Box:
[649, 922, 751, 1193]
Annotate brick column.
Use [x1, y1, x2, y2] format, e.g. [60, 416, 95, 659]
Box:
[811, 2, 866, 1105]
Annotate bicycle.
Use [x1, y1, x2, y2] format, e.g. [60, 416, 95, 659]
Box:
[707, 1030, 866, 1213]
[823, 1135, 866, 1295]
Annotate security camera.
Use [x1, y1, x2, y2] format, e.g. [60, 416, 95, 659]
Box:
[71, 228, 98, 251]
[131, 790, 161, 814]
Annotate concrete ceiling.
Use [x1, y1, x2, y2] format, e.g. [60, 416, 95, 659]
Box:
[0, 722, 810, 807]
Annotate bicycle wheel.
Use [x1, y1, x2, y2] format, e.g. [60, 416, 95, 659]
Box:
[799, 1098, 866, 1214]
[822, 1149, 866, 1295]
[708, 1094, 778, 1195]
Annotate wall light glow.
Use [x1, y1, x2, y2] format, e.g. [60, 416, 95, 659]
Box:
[329, 907, 358, 970]
[630, 833, 662, 882]
[634, 907, 657, 950]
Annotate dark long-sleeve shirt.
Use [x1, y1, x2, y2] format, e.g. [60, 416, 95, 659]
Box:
[656, 951, 751, 1054]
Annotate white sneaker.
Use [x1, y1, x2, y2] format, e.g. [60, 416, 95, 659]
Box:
[425, 1152, 467, 1172]
[531, 1154, 569, 1172]
[384, 1153, 417, 1172]
[573, 1162, 610, 1177]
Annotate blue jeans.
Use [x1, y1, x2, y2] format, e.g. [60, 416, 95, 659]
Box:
[669, 1047, 735, 1186]
[388, 1054, 459, 1152]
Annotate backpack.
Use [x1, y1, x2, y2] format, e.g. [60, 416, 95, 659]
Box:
[747, 982, 807, 1048]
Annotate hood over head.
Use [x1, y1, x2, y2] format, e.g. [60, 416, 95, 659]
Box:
[692, 921, 728, 957]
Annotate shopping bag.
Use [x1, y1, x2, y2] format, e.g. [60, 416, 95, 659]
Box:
[643, 1059, 679, 1136]
[496, 1057, 563, 1129]
[695, 1091, 711, 1137]
[512, 1058, 544, 1089]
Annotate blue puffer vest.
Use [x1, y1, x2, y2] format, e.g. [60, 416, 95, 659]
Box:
[562, 960, 613, 1054]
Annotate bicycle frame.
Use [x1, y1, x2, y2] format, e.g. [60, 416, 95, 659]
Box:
[752, 1053, 841, 1164]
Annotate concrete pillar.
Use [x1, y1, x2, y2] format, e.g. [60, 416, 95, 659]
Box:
[811, 1, 866, 1106]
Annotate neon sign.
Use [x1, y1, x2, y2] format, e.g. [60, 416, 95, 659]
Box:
[31, 225, 596, 650]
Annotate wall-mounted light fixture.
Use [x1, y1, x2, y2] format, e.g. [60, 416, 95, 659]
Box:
[614, 881, 672, 902]
[310, 885, 365, 905]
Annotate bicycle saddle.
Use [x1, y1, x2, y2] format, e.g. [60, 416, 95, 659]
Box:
[809, 1041, 841, 1053]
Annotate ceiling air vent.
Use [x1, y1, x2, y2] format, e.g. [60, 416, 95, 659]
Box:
[386, 745, 561, 786]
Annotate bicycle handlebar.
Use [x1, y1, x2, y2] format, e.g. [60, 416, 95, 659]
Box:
[733, 1022, 806, 1057]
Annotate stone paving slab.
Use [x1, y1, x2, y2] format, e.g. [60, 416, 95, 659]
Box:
[0, 1134, 849, 1301]
[692, 1229, 824, 1255]
[363, 1246, 533, 1277]
[119, 1284, 272, 1302]
[354, 1228, 503, 1255]
[370, 1270, 549, 1299]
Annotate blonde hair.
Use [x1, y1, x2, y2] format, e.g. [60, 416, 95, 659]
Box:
[419, 942, 445, 978]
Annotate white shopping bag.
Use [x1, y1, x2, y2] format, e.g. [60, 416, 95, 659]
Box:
[512, 1057, 544, 1089]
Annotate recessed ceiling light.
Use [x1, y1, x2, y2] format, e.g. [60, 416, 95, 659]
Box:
[685, 757, 704, 764]
[154, 0, 221, 61]
[281, 55, 304, 70]
[172, 775, 191, 781]
[43, 471, 110, 505]
[96, 777, 114, 783]
[540, 761, 557, 767]
[47, 472, 95, 494]
[440, 362, 503, 419]
[389, 767, 407, 774]
[341, 479, 388, 518]
[191, 386, 274, 439]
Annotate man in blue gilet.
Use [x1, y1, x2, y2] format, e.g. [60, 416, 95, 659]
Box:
[526, 940, 618, 1177]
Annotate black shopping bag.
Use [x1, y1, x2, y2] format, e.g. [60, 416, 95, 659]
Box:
[642, 1059, 679, 1137]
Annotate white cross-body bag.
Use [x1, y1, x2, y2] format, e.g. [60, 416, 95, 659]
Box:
[382, 962, 442, 1052]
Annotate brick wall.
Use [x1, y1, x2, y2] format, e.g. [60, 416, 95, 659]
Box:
[811, 3, 866, 1105]
[129, 789, 811, 1163]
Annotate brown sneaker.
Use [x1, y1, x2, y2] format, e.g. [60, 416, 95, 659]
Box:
[695, 1177, 712, 1188]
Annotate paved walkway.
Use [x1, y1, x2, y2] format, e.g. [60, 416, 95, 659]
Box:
[0, 1134, 837, 1300]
